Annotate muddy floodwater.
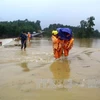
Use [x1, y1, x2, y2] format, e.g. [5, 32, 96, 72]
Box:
[0, 38, 100, 100]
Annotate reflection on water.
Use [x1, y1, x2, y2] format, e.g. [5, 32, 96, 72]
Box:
[29, 38, 52, 48]
[50, 59, 70, 85]
[20, 50, 27, 56]
[27, 42, 31, 48]
[28, 38, 100, 49]
[74, 38, 100, 48]
[20, 62, 30, 72]
[75, 38, 93, 48]
[30, 38, 41, 48]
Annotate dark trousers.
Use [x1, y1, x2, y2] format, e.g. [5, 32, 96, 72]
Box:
[21, 40, 26, 49]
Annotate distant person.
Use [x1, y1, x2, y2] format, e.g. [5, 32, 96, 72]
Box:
[27, 32, 31, 42]
[19, 31, 27, 50]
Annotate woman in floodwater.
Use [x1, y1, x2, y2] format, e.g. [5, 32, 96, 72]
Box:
[51, 28, 74, 59]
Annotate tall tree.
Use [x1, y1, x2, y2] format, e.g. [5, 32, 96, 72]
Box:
[80, 20, 87, 38]
[86, 16, 95, 38]
[35, 20, 41, 32]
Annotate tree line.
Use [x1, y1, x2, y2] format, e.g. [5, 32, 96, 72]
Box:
[43, 16, 100, 38]
[0, 16, 100, 38]
[0, 19, 41, 38]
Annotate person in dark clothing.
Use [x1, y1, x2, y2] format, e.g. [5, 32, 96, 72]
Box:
[19, 32, 27, 50]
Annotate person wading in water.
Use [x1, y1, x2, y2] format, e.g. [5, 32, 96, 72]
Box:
[19, 31, 27, 51]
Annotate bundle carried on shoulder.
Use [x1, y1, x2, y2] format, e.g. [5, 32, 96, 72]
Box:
[57, 28, 72, 40]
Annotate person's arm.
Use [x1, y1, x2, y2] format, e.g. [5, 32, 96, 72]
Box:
[67, 38, 74, 49]
[51, 35, 58, 44]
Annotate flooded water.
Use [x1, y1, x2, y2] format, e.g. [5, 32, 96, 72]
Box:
[0, 38, 100, 100]
[74, 38, 100, 48]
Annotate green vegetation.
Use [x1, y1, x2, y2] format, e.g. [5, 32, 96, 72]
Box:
[0, 16, 100, 38]
[0, 19, 41, 38]
[43, 16, 100, 38]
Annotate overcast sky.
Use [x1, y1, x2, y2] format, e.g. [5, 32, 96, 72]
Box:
[0, 0, 100, 30]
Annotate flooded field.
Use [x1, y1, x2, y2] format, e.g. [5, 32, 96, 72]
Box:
[0, 38, 100, 100]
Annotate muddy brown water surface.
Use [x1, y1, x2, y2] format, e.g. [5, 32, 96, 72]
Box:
[0, 38, 100, 100]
